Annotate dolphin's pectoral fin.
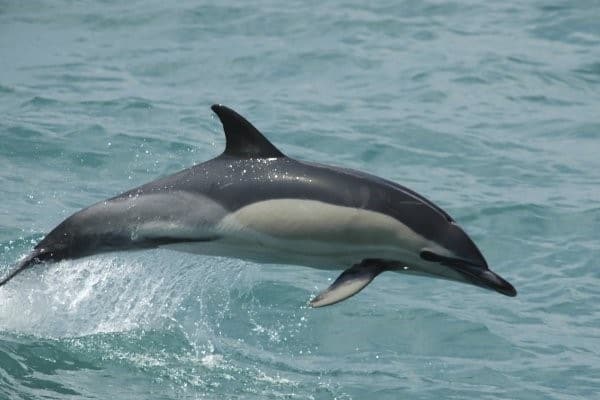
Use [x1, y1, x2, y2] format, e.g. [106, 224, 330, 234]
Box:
[309, 261, 385, 308]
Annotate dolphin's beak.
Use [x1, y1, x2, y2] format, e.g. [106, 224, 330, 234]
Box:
[420, 250, 517, 297]
[453, 264, 517, 297]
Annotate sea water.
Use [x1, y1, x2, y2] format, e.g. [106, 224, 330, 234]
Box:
[1, 1, 599, 398]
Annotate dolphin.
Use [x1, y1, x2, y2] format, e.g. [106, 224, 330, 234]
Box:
[0, 105, 516, 306]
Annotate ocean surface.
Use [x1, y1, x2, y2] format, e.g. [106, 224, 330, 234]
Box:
[1, 1, 599, 399]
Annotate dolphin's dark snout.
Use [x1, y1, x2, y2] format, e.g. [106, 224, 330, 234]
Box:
[456, 265, 517, 297]
[479, 269, 517, 297]
[420, 249, 517, 297]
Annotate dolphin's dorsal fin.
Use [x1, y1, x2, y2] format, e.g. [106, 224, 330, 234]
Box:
[211, 104, 285, 158]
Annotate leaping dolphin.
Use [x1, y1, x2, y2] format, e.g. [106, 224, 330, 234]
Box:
[0, 105, 516, 306]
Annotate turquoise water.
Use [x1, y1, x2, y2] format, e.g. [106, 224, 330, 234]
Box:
[1, 0, 600, 398]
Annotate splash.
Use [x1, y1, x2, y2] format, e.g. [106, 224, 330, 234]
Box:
[0, 250, 252, 338]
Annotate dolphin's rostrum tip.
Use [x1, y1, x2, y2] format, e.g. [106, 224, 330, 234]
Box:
[476, 269, 517, 297]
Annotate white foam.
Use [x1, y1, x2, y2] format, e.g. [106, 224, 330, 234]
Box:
[201, 353, 224, 369]
[0, 251, 253, 339]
